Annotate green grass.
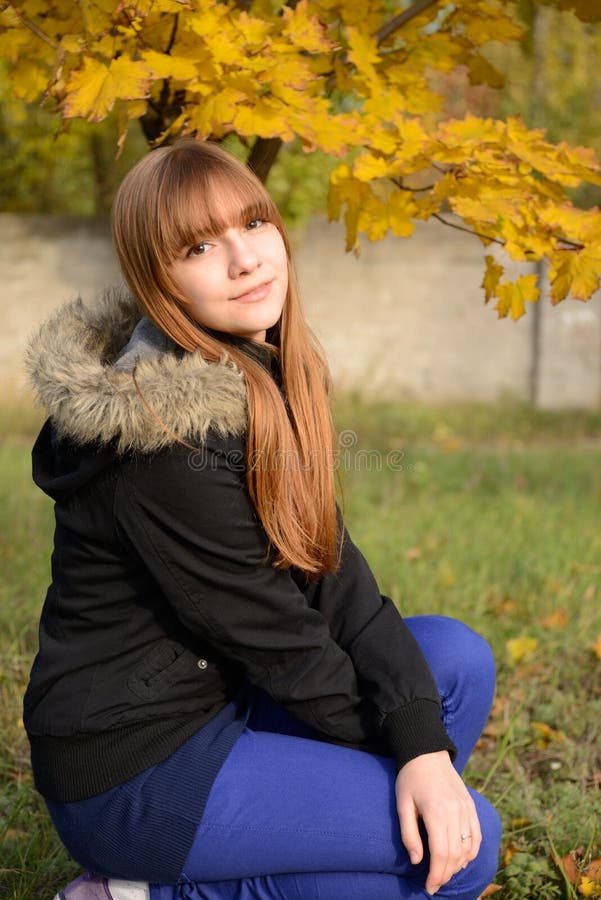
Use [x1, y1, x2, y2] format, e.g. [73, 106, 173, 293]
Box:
[1, 397, 601, 899]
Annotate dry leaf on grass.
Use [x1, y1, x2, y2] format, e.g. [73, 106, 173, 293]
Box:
[477, 884, 503, 898]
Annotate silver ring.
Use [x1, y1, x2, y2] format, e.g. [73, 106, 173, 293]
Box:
[460, 833, 472, 843]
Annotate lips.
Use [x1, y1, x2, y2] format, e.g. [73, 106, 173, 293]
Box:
[230, 280, 273, 303]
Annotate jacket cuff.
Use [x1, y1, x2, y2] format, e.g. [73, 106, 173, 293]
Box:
[381, 699, 457, 772]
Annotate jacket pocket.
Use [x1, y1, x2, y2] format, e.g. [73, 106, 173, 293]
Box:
[127, 639, 198, 701]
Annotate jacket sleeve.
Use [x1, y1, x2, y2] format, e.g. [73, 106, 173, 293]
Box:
[113, 436, 377, 748]
[298, 517, 457, 770]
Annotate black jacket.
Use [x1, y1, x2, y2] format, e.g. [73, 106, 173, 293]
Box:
[24, 291, 455, 802]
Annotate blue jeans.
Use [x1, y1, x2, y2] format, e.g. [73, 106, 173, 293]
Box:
[151, 616, 502, 900]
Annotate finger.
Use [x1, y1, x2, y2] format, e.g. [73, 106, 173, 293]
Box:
[398, 803, 424, 865]
[456, 797, 482, 867]
[425, 828, 452, 895]
[464, 809, 483, 864]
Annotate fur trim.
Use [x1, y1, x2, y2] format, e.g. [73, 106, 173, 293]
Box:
[25, 289, 247, 453]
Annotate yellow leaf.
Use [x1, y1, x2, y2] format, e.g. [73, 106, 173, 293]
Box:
[346, 26, 380, 87]
[478, 885, 503, 898]
[61, 34, 85, 53]
[503, 840, 520, 865]
[506, 635, 538, 665]
[570, 254, 601, 301]
[140, 49, 198, 81]
[78, 0, 114, 36]
[282, 0, 332, 53]
[353, 153, 399, 182]
[10, 58, 48, 101]
[593, 635, 601, 660]
[233, 98, 295, 141]
[388, 190, 417, 238]
[482, 255, 504, 303]
[495, 274, 540, 321]
[467, 52, 505, 89]
[233, 10, 272, 47]
[63, 55, 150, 121]
[531, 721, 565, 748]
[550, 251, 601, 304]
[579, 876, 601, 897]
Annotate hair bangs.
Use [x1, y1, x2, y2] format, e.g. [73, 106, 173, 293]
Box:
[154, 149, 281, 267]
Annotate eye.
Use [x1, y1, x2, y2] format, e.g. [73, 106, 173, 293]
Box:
[186, 241, 210, 258]
[246, 218, 265, 230]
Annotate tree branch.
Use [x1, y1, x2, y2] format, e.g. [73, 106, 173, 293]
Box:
[165, 13, 178, 54]
[376, 0, 441, 47]
[433, 213, 505, 247]
[434, 213, 586, 255]
[8, 1, 58, 49]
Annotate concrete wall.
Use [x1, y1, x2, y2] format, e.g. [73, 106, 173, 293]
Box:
[2, 213, 600, 408]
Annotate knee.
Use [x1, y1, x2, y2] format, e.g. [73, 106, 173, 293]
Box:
[450, 619, 495, 690]
[412, 616, 496, 696]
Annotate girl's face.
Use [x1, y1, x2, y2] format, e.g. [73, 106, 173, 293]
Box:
[170, 216, 288, 343]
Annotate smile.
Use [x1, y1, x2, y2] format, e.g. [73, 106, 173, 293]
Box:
[230, 280, 273, 303]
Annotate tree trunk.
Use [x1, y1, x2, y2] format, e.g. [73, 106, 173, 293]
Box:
[247, 137, 283, 184]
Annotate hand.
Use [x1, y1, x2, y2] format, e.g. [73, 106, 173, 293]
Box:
[395, 750, 482, 896]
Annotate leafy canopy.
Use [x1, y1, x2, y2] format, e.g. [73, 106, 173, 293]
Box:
[2, 0, 601, 319]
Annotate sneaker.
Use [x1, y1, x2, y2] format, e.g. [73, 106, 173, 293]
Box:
[53, 873, 149, 900]
[52, 874, 113, 900]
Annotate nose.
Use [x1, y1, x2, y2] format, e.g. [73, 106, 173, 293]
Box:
[227, 231, 260, 278]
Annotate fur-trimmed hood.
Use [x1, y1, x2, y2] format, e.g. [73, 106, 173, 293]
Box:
[26, 289, 248, 455]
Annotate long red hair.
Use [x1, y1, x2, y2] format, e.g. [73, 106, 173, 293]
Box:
[112, 139, 340, 577]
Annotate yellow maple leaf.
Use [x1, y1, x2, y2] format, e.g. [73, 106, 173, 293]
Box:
[78, 0, 114, 36]
[282, 0, 332, 54]
[550, 251, 601, 303]
[506, 635, 538, 665]
[387, 190, 417, 238]
[63, 55, 151, 121]
[570, 253, 601, 300]
[495, 274, 540, 320]
[233, 10, 272, 47]
[233, 98, 295, 141]
[482, 255, 504, 303]
[346, 26, 380, 87]
[353, 153, 399, 182]
[139, 49, 198, 81]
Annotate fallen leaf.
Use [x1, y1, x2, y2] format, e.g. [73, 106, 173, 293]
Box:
[578, 875, 601, 897]
[506, 635, 538, 665]
[593, 635, 601, 660]
[510, 817, 531, 829]
[558, 851, 580, 885]
[531, 721, 565, 748]
[478, 885, 503, 897]
[586, 859, 601, 882]
[541, 608, 568, 630]
[503, 841, 520, 866]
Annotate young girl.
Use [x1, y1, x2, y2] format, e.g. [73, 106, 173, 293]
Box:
[25, 139, 501, 900]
